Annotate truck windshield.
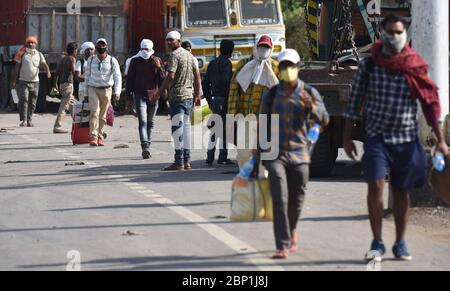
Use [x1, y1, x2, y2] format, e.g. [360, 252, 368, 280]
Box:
[240, 0, 279, 25]
[186, 0, 227, 27]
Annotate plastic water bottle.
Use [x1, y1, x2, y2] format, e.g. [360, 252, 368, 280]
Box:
[238, 157, 256, 180]
[307, 123, 321, 144]
[11, 89, 19, 104]
[433, 152, 446, 173]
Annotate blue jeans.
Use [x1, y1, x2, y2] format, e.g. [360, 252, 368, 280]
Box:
[170, 100, 193, 165]
[135, 95, 158, 149]
[207, 96, 228, 162]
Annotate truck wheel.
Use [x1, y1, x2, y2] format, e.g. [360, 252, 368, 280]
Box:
[310, 127, 337, 177]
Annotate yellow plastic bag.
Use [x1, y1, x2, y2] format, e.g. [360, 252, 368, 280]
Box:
[230, 178, 273, 222]
[191, 99, 212, 125]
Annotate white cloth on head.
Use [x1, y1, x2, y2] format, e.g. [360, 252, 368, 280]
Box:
[139, 39, 154, 60]
[166, 31, 181, 40]
[80, 42, 95, 55]
[140, 39, 153, 49]
[235, 36, 278, 92]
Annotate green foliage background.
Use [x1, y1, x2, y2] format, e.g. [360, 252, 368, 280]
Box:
[281, 0, 311, 61]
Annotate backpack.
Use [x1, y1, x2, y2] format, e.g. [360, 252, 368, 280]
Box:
[207, 57, 225, 89]
[264, 82, 317, 142]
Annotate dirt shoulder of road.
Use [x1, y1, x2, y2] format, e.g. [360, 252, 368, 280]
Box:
[386, 207, 450, 243]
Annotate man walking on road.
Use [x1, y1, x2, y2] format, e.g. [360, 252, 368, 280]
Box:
[126, 39, 166, 160]
[260, 49, 329, 259]
[11, 36, 51, 127]
[53, 42, 78, 134]
[344, 14, 449, 262]
[152, 31, 202, 171]
[84, 38, 122, 147]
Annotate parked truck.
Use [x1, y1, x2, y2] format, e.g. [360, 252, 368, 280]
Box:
[301, 0, 416, 176]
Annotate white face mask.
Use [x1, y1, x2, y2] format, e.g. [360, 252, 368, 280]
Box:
[140, 50, 152, 60]
[257, 47, 271, 60]
[381, 30, 408, 53]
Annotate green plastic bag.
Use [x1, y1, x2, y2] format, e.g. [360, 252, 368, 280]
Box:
[191, 99, 212, 125]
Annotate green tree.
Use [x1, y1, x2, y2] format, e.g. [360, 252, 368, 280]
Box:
[281, 0, 311, 61]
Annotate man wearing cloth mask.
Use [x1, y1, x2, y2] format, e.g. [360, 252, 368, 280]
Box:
[126, 39, 166, 159]
[74, 41, 95, 100]
[344, 14, 449, 262]
[152, 31, 201, 171]
[11, 36, 51, 127]
[260, 49, 329, 259]
[84, 38, 122, 147]
[228, 35, 279, 168]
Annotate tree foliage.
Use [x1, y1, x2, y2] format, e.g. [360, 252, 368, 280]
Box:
[281, 0, 311, 61]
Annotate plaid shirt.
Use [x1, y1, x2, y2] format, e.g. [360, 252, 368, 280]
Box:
[260, 81, 330, 164]
[345, 58, 418, 144]
[227, 58, 279, 116]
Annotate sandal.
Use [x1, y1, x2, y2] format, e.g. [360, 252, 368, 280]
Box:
[272, 249, 289, 259]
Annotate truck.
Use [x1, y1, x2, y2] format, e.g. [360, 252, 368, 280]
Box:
[0, 0, 285, 111]
[301, 0, 416, 177]
[164, 0, 286, 73]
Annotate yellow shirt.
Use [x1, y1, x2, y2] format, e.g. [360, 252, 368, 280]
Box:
[227, 58, 279, 116]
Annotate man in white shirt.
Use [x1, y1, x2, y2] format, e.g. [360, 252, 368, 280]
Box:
[84, 38, 122, 147]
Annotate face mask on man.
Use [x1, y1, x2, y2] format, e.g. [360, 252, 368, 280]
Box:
[26, 44, 37, 53]
[140, 50, 152, 60]
[257, 46, 271, 60]
[96, 46, 107, 54]
[279, 67, 299, 83]
[381, 30, 407, 53]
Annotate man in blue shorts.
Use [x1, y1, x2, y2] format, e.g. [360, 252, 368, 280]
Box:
[344, 14, 449, 262]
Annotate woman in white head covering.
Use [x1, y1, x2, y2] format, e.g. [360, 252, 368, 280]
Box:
[235, 35, 279, 92]
[74, 41, 95, 99]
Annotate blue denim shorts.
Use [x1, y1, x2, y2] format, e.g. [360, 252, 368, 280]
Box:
[363, 135, 427, 189]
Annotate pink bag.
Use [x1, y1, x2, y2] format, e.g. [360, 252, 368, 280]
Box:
[106, 104, 115, 127]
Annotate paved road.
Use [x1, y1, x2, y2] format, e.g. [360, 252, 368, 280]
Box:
[0, 112, 449, 271]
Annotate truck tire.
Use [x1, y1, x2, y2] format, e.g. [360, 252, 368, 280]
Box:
[310, 127, 338, 177]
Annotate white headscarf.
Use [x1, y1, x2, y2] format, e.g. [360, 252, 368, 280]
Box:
[80, 42, 95, 55]
[235, 36, 279, 92]
[139, 39, 155, 59]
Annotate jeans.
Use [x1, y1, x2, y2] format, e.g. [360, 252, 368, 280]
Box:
[170, 100, 193, 165]
[135, 95, 159, 149]
[207, 96, 229, 163]
[265, 156, 309, 250]
[17, 80, 39, 122]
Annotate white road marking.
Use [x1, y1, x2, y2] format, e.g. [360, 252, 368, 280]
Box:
[150, 196, 284, 271]
[12, 131, 284, 271]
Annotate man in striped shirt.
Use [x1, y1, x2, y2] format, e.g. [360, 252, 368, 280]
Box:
[84, 38, 122, 147]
